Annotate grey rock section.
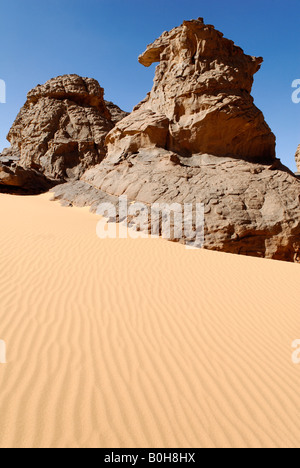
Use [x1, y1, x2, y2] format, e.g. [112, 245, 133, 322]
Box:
[51, 181, 118, 211]
[51, 150, 300, 262]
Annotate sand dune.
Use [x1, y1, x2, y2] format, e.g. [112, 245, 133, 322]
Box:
[0, 192, 300, 448]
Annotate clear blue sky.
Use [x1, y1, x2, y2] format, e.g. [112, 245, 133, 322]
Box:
[0, 0, 299, 170]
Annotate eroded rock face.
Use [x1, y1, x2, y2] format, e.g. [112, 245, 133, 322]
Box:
[6, 75, 122, 182]
[105, 18, 276, 161]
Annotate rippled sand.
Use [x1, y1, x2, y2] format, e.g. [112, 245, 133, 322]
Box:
[0, 192, 300, 448]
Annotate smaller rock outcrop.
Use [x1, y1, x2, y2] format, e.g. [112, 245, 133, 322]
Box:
[0, 75, 128, 192]
[7, 75, 113, 181]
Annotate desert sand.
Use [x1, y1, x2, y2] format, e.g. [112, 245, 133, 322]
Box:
[0, 192, 300, 448]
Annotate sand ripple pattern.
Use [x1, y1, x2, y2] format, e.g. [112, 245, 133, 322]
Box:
[0, 193, 300, 448]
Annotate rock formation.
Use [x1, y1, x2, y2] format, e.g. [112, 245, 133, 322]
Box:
[0, 75, 128, 189]
[1, 19, 299, 261]
[75, 18, 299, 262]
[104, 18, 276, 161]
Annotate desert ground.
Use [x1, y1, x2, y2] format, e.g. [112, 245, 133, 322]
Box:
[0, 192, 300, 448]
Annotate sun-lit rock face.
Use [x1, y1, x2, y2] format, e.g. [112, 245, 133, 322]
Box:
[6, 75, 127, 181]
[105, 18, 276, 160]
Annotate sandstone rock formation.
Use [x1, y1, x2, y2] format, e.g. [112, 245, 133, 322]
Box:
[73, 18, 299, 262]
[104, 18, 276, 161]
[1, 75, 128, 186]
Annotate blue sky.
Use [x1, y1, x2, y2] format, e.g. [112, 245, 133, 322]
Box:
[0, 0, 299, 170]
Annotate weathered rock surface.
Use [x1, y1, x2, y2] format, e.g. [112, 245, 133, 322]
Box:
[74, 18, 299, 262]
[5, 75, 124, 182]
